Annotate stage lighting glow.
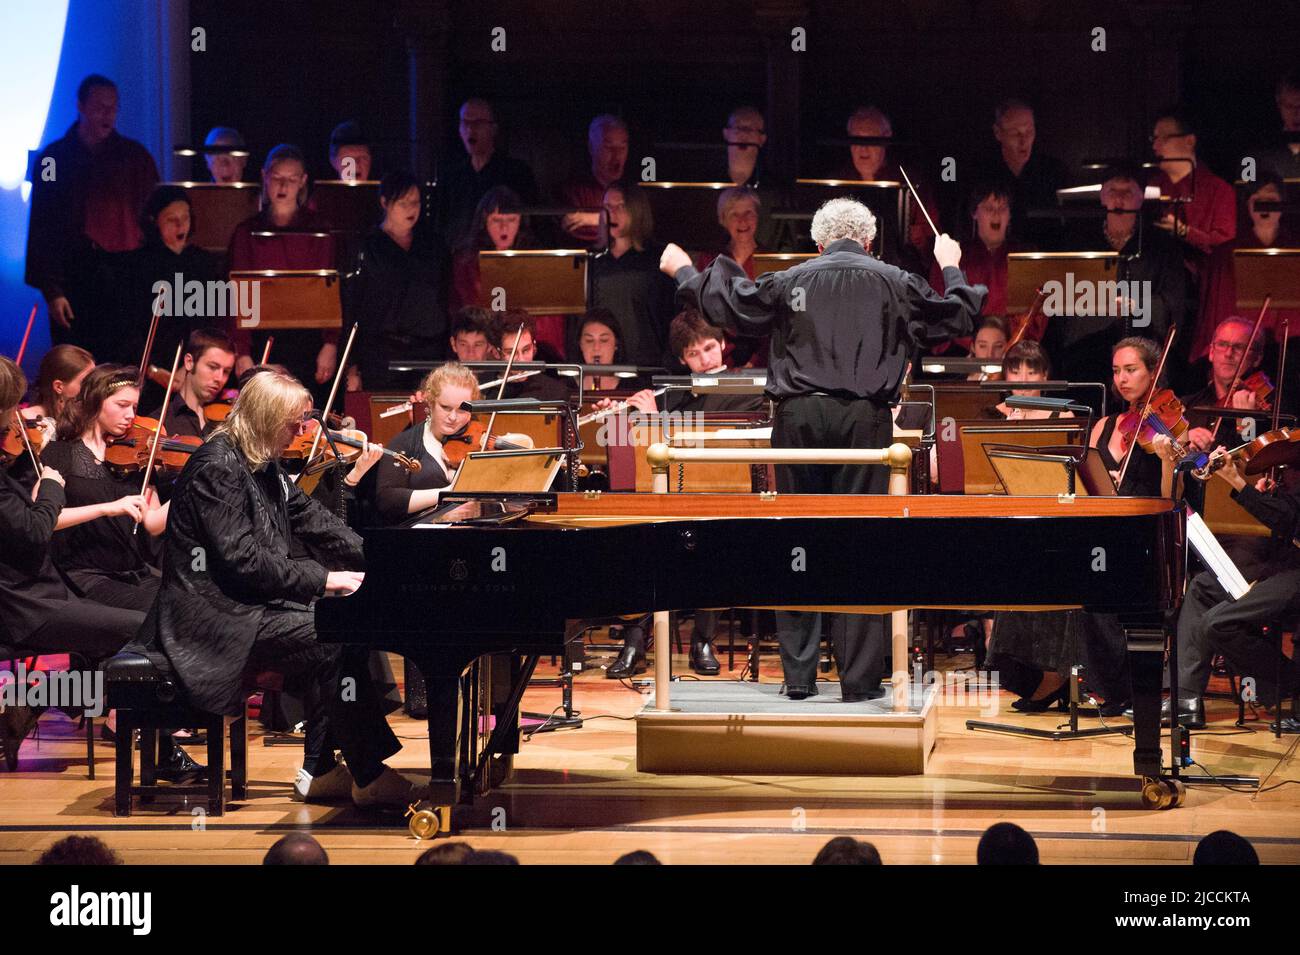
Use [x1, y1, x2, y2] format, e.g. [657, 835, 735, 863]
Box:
[0, 3, 70, 191]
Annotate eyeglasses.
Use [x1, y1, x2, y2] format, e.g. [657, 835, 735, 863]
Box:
[1211, 340, 1248, 354]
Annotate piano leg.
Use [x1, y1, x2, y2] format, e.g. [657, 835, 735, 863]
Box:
[418, 663, 465, 808]
[1125, 620, 1169, 781]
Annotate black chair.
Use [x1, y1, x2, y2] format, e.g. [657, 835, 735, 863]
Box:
[1230, 616, 1299, 738]
[104, 650, 247, 816]
[0, 640, 97, 778]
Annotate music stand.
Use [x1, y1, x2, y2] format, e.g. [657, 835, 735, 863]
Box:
[228, 270, 342, 330]
[477, 250, 588, 313]
[1006, 251, 1120, 313]
[636, 181, 732, 252]
[1233, 248, 1300, 311]
[311, 180, 381, 233]
[451, 449, 564, 493]
[165, 181, 261, 252]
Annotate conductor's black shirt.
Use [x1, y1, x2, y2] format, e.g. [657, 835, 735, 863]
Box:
[673, 238, 985, 402]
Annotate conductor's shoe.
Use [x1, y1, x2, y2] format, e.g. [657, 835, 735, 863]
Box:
[690, 639, 720, 675]
[606, 643, 646, 680]
[841, 687, 886, 703]
[783, 685, 816, 701]
[352, 767, 429, 809]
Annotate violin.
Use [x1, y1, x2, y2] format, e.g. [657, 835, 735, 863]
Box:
[1234, 371, 1273, 413]
[440, 419, 529, 468]
[283, 421, 419, 473]
[1117, 388, 1193, 456]
[203, 389, 240, 424]
[1191, 427, 1300, 481]
[1, 411, 48, 466]
[103, 417, 201, 477]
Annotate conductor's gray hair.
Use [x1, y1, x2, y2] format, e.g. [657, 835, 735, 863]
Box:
[810, 197, 877, 248]
[847, 106, 892, 137]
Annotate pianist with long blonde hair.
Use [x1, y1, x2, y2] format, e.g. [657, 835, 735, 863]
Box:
[140, 369, 426, 807]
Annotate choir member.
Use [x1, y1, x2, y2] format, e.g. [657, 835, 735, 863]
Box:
[561, 115, 629, 246]
[449, 186, 563, 358]
[1159, 443, 1300, 730]
[140, 369, 424, 805]
[1256, 70, 1300, 182]
[348, 171, 449, 390]
[26, 74, 160, 356]
[574, 309, 626, 392]
[227, 144, 339, 389]
[588, 184, 677, 368]
[931, 183, 1013, 318]
[843, 105, 939, 272]
[1149, 107, 1237, 366]
[42, 365, 167, 613]
[110, 184, 222, 365]
[436, 99, 539, 248]
[0, 357, 146, 763]
[203, 126, 248, 184]
[488, 310, 571, 401]
[1046, 164, 1188, 396]
[1181, 316, 1267, 453]
[694, 187, 769, 367]
[328, 120, 373, 182]
[151, 328, 237, 440]
[448, 306, 494, 363]
[977, 99, 1066, 249]
[723, 105, 767, 187]
[664, 198, 983, 700]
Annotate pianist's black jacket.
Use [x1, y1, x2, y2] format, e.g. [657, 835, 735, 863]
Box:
[139, 434, 364, 716]
[673, 238, 985, 402]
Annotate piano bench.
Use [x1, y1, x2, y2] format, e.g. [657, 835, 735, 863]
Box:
[105, 651, 247, 818]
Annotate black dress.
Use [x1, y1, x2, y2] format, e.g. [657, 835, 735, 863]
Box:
[374, 422, 453, 526]
[40, 439, 161, 613]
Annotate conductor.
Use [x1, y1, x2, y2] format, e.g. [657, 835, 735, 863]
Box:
[660, 197, 985, 701]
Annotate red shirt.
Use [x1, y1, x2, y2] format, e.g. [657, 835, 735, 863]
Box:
[561, 172, 611, 246]
[1153, 164, 1237, 361]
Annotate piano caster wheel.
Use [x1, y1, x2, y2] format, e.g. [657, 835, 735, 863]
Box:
[406, 802, 452, 840]
[1140, 778, 1186, 810]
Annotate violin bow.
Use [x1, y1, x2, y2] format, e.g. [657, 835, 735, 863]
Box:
[134, 342, 184, 534]
[1209, 295, 1271, 439]
[14, 408, 41, 474]
[1267, 318, 1289, 489]
[294, 323, 358, 483]
[1115, 326, 1178, 491]
[135, 298, 163, 390]
[15, 304, 37, 366]
[480, 324, 525, 455]
[260, 336, 274, 366]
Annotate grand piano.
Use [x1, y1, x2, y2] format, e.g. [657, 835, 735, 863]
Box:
[316, 491, 1186, 810]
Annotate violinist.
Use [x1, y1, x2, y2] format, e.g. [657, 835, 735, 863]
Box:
[1182, 316, 1268, 453]
[0, 357, 147, 763]
[41, 365, 169, 612]
[150, 328, 237, 440]
[1090, 337, 1177, 498]
[374, 362, 533, 524]
[25, 344, 95, 425]
[1157, 438, 1300, 730]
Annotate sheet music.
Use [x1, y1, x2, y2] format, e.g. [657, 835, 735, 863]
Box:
[1185, 508, 1251, 600]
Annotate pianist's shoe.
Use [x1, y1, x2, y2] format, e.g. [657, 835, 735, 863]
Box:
[690, 637, 720, 675]
[1123, 696, 1203, 729]
[351, 766, 429, 809]
[606, 629, 647, 679]
[293, 761, 354, 802]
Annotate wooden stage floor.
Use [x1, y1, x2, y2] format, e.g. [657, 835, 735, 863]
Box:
[1, 645, 1298, 865]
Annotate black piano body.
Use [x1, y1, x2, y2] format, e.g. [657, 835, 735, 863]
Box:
[316, 494, 1185, 807]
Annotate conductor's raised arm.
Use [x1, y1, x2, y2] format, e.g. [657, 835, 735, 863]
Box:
[660, 242, 783, 335]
